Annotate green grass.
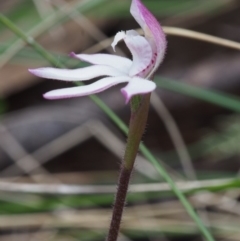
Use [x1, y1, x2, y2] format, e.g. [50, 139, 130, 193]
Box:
[0, 0, 239, 240]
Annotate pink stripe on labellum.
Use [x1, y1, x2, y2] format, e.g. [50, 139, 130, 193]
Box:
[130, 0, 167, 76]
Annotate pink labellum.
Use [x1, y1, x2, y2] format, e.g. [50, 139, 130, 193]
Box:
[130, 0, 167, 77]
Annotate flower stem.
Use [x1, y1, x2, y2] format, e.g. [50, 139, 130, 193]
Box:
[107, 94, 151, 241]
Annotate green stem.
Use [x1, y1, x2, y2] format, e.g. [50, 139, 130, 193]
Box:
[140, 144, 214, 241]
[0, 14, 215, 241]
[107, 94, 151, 241]
[0, 14, 63, 68]
[155, 77, 240, 112]
[124, 94, 151, 169]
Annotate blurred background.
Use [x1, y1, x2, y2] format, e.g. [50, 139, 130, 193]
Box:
[0, 0, 240, 240]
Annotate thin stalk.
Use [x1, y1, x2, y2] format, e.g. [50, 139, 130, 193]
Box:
[0, 14, 215, 241]
[0, 0, 109, 68]
[140, 144, 214, 241]
[107, 94, 151, 241]
[0, 14, 62, 68]
[107, 166, 131, 241]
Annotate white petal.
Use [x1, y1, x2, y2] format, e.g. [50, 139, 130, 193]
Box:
[29, 65, 125, 81]
[111, 31, 126, 51]
[43, 76, 132, 99]
[70, 52, 132, 73]
[121, 77, 156, 103]
[124, 33, 152, 77]
[126, 29, 140, 36]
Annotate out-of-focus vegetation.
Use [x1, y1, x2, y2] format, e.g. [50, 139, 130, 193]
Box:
[0, 0, 240, 241]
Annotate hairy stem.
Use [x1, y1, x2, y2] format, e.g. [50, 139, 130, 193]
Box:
[107, 94, 151, 241]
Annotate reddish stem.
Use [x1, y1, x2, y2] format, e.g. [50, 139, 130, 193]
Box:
[106, 94, 151, 241]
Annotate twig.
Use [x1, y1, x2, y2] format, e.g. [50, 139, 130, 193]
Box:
[0, 178, 237, 194]
[85, 26, 240, 53]
[151, 93, 195, 180]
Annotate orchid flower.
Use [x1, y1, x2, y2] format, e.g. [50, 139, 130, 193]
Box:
[29, 0, 166, 103]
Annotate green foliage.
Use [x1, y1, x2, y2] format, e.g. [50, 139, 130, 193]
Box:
[0, 98, 7, 114]
[0, 0, 239, 240]
[88, 0, 231, 18]
[155, 77, 240, 112]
